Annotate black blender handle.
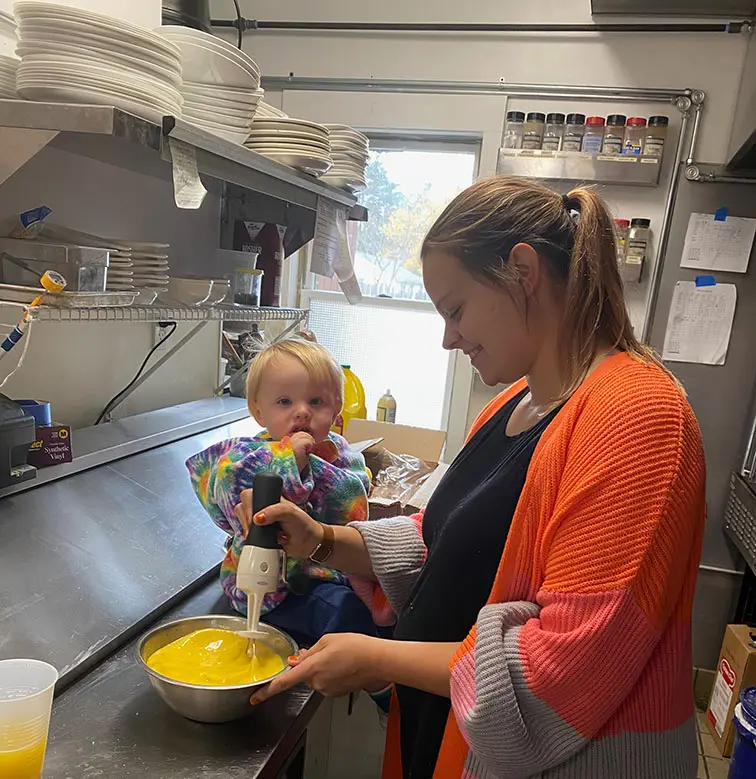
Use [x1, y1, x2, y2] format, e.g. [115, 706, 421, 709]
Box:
[243, 472, 283, 550]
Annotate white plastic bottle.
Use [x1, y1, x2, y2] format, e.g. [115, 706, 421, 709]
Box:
[377, 390, 397, 423]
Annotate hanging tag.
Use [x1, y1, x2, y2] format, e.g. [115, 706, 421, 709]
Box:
[169, 138, 207, 209]
[714, 207, 728, 222]
[311, 197, 344, 278]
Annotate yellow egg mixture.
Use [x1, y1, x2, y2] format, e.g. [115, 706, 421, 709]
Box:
[147, 628, 285, 686]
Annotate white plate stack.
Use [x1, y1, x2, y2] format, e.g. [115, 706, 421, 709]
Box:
[156, 26, 263, 145]
[106, 250, 134, 291]
[14, 1, 183, 124]
[0, 9, 18, 59]
[128, 243, 170, 294]
[322, 124, 369, 193]
[245, 118, 333, 176]
[0, 54, 18, 97]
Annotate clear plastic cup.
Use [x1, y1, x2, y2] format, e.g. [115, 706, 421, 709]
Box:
[0, 659, 58, 779]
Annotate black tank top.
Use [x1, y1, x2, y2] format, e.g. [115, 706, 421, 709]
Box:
[393, 388, 560, 779]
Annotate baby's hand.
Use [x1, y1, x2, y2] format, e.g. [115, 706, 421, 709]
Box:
[290, 432, 316, 471]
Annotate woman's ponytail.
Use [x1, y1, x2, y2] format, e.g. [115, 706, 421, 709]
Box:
[422, 176, 672, 398]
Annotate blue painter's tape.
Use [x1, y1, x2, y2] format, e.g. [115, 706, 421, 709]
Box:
[714, 207, 728, 222]
[695, 275, 717, 287]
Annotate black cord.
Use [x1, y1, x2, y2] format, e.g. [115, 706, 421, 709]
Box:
[232, 0, 243, 48]
[94, 321, 178, 425]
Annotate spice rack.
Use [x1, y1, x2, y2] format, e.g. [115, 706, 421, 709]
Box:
[496, 148, 663, 187]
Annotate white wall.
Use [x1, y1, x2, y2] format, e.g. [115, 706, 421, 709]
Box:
[218, 0, 747, 163]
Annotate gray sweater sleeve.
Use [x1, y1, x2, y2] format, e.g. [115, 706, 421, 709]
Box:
[349, 516, 427, 616]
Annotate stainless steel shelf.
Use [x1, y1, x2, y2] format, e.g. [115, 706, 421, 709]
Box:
[28, 303, 307, 323]
[497, 148, 663, 186]
[0, 100, 359, 211]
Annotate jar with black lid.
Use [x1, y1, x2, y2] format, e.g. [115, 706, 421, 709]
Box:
[503, 111, 525, 149]
[644, 116, 669, 158]
[562, 113, 586, 152]
[542, 113, 566, 152]
[603, 114, 627, 155]
[522, 112, 546, 150]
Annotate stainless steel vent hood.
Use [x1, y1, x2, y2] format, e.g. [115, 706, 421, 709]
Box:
[592, 0, 756, 14]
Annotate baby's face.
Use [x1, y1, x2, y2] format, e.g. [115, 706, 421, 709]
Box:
[252, 354, 338, 443]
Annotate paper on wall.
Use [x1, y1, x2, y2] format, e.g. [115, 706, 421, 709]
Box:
[680, 212, 756, 273]
[662, 281, 737, 366]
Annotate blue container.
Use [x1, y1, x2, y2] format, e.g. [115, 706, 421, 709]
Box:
[16, 399, 51, 427]
[729, 687, 756, 779]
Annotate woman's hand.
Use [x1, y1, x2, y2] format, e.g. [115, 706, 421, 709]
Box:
[235, 493, 322, 559]
[251, 634, 390, 703]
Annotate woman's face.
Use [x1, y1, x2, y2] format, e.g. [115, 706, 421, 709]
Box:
[423, 249, 541, 387]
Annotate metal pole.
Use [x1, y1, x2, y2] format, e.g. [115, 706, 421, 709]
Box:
[641, 105, 691, 344]
[260, 76, 691, 103]
[212, 19, 746, 34]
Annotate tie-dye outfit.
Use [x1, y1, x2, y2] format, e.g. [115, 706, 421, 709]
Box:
[186, 432, 369, 617]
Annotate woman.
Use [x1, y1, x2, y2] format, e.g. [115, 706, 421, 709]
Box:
[239, 177, 706, 779]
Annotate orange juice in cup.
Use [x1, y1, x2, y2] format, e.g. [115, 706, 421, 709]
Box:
[0, 659, 58, 779]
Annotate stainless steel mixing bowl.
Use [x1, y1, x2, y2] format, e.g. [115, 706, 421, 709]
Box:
[136, 615, 297, 723]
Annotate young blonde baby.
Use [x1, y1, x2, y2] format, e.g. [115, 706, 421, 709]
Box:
[186, 338, 373, 641]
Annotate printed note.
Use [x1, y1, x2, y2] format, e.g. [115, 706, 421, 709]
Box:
[680, 212, 755, 273]
[662, 281, 737, 366]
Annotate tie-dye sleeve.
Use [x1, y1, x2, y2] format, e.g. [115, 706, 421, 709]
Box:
[309, 433, 370, 525]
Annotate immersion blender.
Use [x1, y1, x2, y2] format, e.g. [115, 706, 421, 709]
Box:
[236, 472, 285, 651]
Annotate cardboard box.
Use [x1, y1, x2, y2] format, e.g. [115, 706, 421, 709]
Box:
[346, 419, 447, 519]
[28, 424, 73, 468]
[705, 624, 756, 756]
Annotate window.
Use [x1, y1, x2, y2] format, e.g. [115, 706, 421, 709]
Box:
[314, 140, 479, 301]
[304, 138, 479, 430]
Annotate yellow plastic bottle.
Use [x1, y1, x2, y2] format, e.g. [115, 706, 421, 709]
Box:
[339, 364, 367, 433]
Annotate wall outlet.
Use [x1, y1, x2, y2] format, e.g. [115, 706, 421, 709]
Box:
[153, 323, 174, 352]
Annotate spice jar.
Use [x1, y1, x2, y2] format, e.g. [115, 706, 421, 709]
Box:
[503, 111, 525, 149]
[644, 116, 669, 158]
[603, 115, 627, 155]
[542, 113, 565, 152]
[622, 117, 647, 156]
[562, 113, 586, 151]
[522, 112, 546, 150]
[614, 219, 630, 261]
[623, 218, 651, 283]
[582, 116, 606, 153]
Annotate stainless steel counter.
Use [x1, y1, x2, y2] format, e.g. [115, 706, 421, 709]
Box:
[0, 413, 257, 687]
[44, 582, 321, 779]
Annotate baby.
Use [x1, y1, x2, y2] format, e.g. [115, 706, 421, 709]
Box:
[185, 338, 372, 641]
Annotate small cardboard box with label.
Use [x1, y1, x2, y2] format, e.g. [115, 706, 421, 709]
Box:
[346, 419, 447, 519]
[706, 624, 756, 756]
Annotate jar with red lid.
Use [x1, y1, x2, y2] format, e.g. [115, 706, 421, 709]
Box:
[581, 116, 605, 153]
[622, 117, 647, 156]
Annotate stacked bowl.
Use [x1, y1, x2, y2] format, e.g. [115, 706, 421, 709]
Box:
[14, 2, 183, 123]
[157, 26, 263, 145]
[245, 117, 333, 176]
[0, 55, 18, 98]
[322, 125, 369, 193]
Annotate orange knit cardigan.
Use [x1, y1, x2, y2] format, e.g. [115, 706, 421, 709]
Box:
[376, 352, 706, 779]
